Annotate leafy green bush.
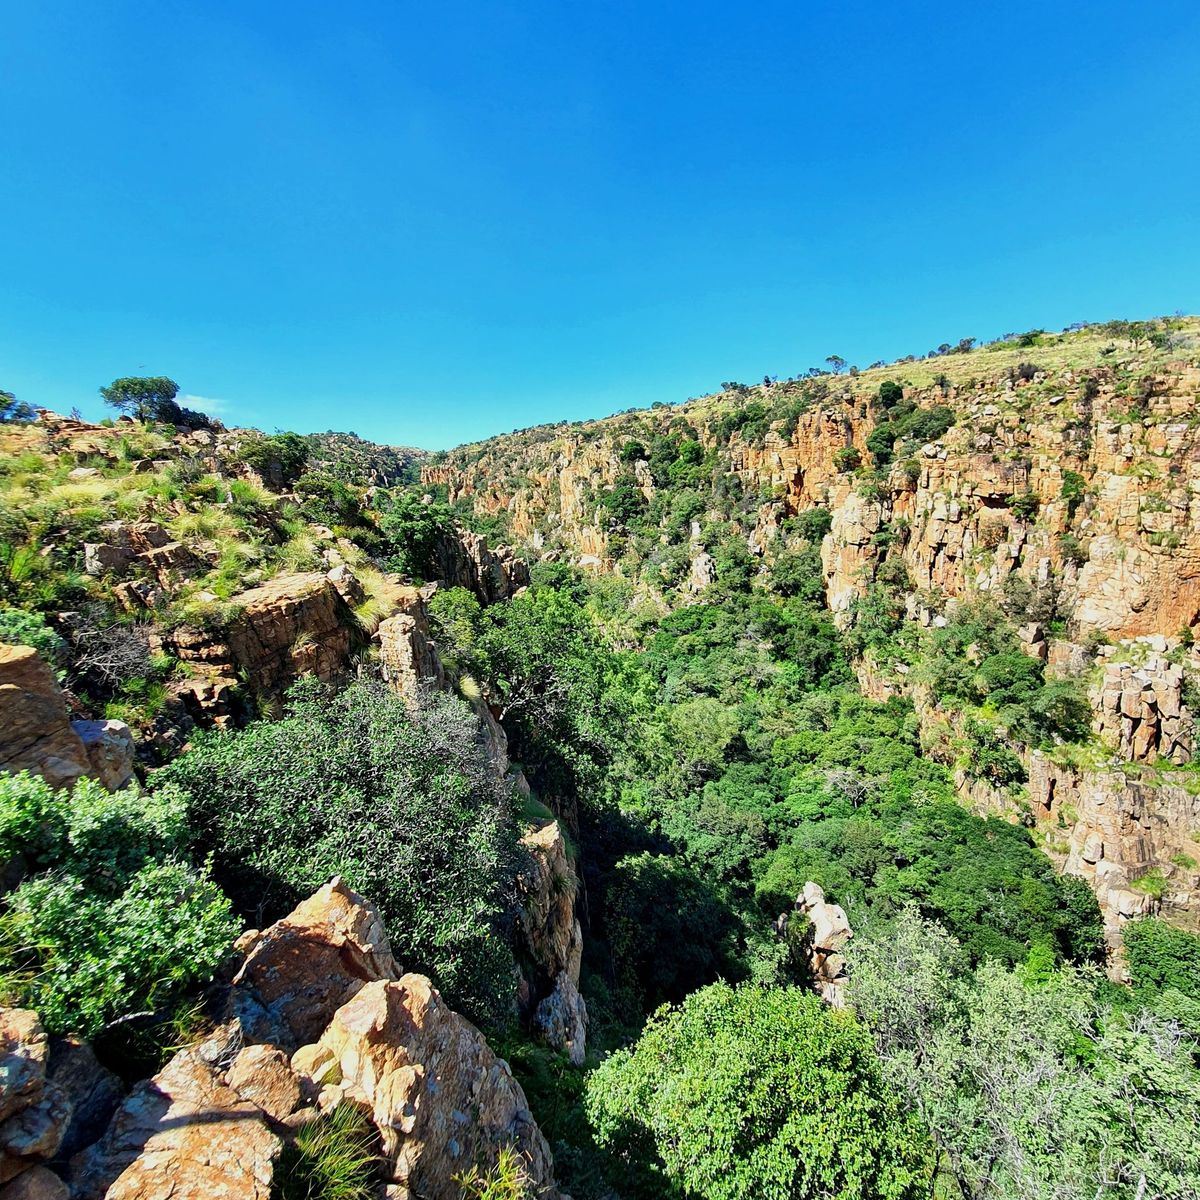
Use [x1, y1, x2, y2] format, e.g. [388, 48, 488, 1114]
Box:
[585, 981, 933, 1200]
[241, 431, 310, 486]
[0, 771, 236, 1036]
[1, 859, 237, 1036]
[834, 446, 861, 472]
[375, 492, 454, 579]
[1125, 918, 1200, 1001]
[0, 607, 68, 671]
[158, 678, 520, 1023]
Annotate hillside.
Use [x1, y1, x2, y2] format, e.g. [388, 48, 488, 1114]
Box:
[426, 315, 1200, 944]
[1, 318, 1199, 1200]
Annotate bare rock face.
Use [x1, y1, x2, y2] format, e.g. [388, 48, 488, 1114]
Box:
[224, 1045, 302, 1123]
[230, 877, 398, 1049]
[1091, 640, 1193, 764]
[69, 1048, 281, 1200]
[294, 977, 563, 1200]
[788, 882, 853, 1007]
[516, 822, 587, 1063]
[377, 588, 446, 699]
[168, 573, 354, 721]
[69, 721, 135, 792]
[0, 647, 91, 790]
[432, 524, 530, 605]
[0, 1010, 70, 1191]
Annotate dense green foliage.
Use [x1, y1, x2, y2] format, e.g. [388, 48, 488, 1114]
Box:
[848, 909, 1200, 1199]
[586, 981, 933, 1200]
[1124, 918, 1200, 1003]
[158, 678, 520, 1022]
[0, 772, 237, 1036]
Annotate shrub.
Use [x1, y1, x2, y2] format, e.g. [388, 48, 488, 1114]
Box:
[158, 678, 520, 1023]
[0, 859, 237, 1036]
[834, 446, 861, 472]
[793, 507, 832, 543]
[0, 608, 69, 670]
[585, 981, 933, 1200]
[241, 432, 310, 486]
[1125, 919, 1200, 1001]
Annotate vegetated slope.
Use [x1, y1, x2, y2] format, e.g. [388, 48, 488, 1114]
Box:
[426, 316, 1200, 945]
[3, 325, 1200, 1200]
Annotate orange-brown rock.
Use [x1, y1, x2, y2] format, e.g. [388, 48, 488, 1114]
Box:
[516, 822, 587, 1063]
[230, 877, 398, 1049]
[224, 1045, 302, 1123]
[168, 573, 354, 716]
[0, 1011, 72, 1190]
[295, 977, 564, 1200]
[377, 587, 446, 699]
[0, 647, 91, 790]
[69, 1049, 281, 1200]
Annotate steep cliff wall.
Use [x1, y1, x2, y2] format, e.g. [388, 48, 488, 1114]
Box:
[423, 320, 1200, 944]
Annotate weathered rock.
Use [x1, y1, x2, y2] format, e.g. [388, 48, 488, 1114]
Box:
[0, 1166, 68, 1200]
[325, 564, 365, 608]
[0, 647, 91, 790]
[532, 975, 588, 1068]
[69, 721, 135, 792]
[230, 878, 398, 1049]
[297, 977, 563, 1200]
[377, 589, 445, 699]
[69, 1049, 281, 1200]
[432, 524, 530, 605]
[0, 1083, 71, 1185]
[224, 1045, 302, 1123]
[787, 881, 853, 1006]
[516, 823, 587, 1061]
[45, 1037, 123, 1161]
[0, 1011, 49, 1124]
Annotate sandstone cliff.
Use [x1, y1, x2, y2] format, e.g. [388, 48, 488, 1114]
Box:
[423, 320, 1200, 943]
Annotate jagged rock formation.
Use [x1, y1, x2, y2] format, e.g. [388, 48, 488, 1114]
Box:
[0, 646, 134, 792]
[777, 882, 853, 1007]
[67, 879, 568, 1200]
[516, 822, 588, 1065]
[432, 525, 530, 604]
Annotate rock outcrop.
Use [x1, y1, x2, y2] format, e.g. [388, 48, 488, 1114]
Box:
[295, 977, 562, 1199]
[778, 882, 853, 1006]
[0, 647, 92, 790]
[516, 823, 588, 1065]
[433, 524, 530, 605]
[62, 880, 568, 1200]
[0, 1010, 71, 1193]
[0, 647, 134, 793]
[229, 877, 398, 1049]
[166, 573, 355, 721]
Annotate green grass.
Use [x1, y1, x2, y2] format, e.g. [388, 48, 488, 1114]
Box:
[272, 1103, 380, 1200]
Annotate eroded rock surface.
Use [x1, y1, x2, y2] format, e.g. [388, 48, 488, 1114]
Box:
[0, 647, 91, 790]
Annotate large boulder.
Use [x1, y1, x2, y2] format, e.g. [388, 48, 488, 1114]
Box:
[69, 1049, 281, 1200]
[69, 721, 135, 792]
[293, 977, 564, 1200]
[0, 647, 91, 790]
[229, 877, 398, 1049]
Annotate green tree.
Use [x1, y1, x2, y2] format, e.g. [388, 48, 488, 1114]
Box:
[99, 376, 180, 421]
[158, 678, 519, 1023]
[586, 980, 933, 1200]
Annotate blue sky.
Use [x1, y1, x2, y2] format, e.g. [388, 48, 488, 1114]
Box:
[2, 2, 1198, 449]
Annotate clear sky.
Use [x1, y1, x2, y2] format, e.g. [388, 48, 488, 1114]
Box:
[2, 2, 1198, 449]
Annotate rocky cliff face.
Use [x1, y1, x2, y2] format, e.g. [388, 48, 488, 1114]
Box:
[0, 646, 134, 793]
[423, 324, 1200, 944]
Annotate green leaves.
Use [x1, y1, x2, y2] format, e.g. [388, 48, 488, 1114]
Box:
[586, 981, 933, 1200]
